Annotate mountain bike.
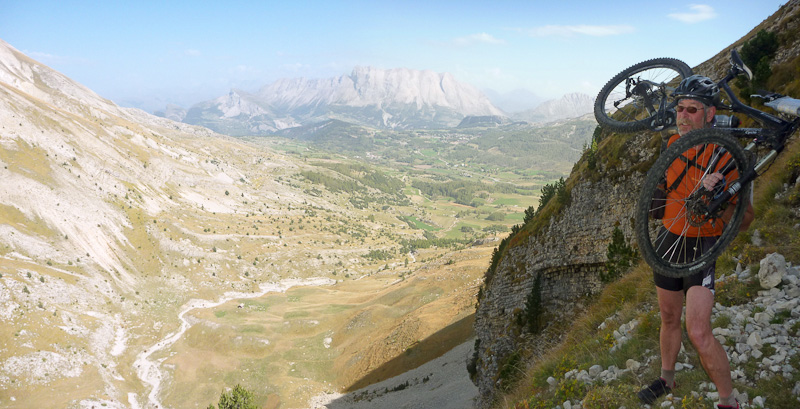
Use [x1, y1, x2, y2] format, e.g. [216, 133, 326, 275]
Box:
[594, 57, 692, 133]
[595, 50, 800, 277]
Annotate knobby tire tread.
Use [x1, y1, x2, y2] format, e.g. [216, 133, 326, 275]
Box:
[594, 58, 692, 133]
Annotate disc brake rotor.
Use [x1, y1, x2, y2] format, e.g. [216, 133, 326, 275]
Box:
[684, 190, 723, 227]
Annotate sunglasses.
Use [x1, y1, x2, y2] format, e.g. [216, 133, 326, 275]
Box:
[675, 105, 704, 114]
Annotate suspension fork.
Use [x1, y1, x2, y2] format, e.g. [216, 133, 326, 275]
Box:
[704, 140, 778, 217]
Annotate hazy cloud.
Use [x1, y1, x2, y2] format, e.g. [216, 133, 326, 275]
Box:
[27, 51, 58, 60]
[184, 49, 202, 57]
[280, 62, 312, 73]
[668, 4, 717, 23]
[485, 67, 504, 78]
[232, 64, 260, 74]
[451, 33, 505, 47]
[522, 25, 635, 37]
[25, 51, 86, 64]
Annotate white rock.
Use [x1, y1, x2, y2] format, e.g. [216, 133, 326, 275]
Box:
[754, 311, 774, 325]
[774, 299, 798, 312]
[792, 381, 800, 395]
[747, 332, 763, 348]
[738, 390, 749, 404]
[752, 229, 764, 246]
[759, 253, 786, 289]
[785, 274, 799, 285]
[626, 359, 641, 372]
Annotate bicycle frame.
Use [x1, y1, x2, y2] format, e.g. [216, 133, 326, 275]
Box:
[630, 50, 800, 277]
[697, 52, 800, 216]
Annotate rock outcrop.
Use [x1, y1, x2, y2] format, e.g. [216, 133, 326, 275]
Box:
[471, 129, 655, 406]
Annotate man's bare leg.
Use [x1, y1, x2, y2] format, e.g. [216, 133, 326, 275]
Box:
[685, 286, 733, 402]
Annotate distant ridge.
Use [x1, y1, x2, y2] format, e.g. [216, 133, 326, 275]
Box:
[511, 92, 594, 124]
[176, 67, 506, 135]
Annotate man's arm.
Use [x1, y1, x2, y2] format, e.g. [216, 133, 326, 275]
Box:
[703, 172, 754, 232]
[724, 201, 754, 232]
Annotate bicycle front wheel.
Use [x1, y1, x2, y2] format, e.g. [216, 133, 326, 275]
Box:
[635, 128, 751, 278]
[595, 58, 692, 133]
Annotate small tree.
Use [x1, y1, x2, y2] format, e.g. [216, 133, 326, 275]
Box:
[602, 226, 637, 282]
[587, 127, 603, 170]
[486, 212, 505, 221]
[740, 29, 778, 82]
[736, 29, 779, 102]
[520, 273, 545, 333]
[523, 205, 536, 224]
[535, 177, 569, 216]
[207, 384, 258, 409]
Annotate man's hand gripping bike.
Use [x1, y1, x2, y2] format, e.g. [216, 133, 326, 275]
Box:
[595, 50, 800, 277]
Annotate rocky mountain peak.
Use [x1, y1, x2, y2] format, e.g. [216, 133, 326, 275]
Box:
[182, 66, 505, 134]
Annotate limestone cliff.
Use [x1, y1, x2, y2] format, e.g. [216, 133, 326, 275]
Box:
[471, 129, 656, 406]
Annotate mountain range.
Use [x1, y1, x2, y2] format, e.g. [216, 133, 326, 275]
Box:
[155, 67, 592, 136]
[0, 37, 543, 408]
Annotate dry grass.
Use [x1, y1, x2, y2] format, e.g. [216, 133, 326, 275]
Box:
[151, 244, 490, 409]
[495, 263, 657, 408]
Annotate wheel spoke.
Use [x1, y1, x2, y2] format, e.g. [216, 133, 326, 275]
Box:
[595, 58, 692, 133]
[636, 129, 750, 277]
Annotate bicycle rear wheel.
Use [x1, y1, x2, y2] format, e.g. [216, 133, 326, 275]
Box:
[595, 58, 692, 133]
[635, 128, 751, 278]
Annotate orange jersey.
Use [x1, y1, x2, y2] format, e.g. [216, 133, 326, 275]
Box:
[662, 134, 739, 237]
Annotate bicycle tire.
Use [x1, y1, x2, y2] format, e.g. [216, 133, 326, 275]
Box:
[595, 58, 692, 133]
[635, 128, 751, 278]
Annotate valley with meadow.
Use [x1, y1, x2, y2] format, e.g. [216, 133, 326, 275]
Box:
[0, 38, 592, 409]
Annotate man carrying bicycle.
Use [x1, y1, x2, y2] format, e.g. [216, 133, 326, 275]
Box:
[638, 75, 754, 409]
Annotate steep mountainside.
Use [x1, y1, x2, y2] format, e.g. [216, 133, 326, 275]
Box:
[471, 1, 800, 407]
[179, 66, 505, 135]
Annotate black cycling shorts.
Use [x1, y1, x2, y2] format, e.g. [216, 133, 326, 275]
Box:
[652, 228, 718, 293]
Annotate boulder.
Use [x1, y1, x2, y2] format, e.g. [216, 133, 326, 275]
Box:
[759, 253, 786, 289]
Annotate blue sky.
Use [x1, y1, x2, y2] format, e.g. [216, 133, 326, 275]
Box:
[0, 1, 785, 112]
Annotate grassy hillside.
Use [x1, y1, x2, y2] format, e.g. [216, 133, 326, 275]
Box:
[486, 19, 800, 409]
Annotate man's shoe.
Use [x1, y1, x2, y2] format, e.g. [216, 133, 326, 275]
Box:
[717, 399, 739, 409]
[637, 377, 673, 404]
